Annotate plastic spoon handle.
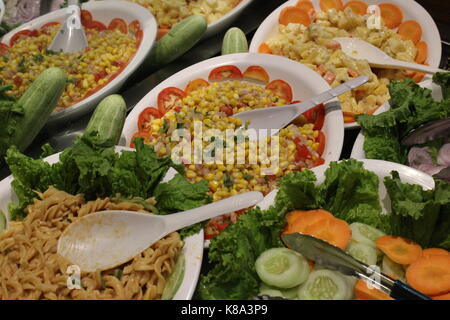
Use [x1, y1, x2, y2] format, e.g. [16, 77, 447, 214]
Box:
[0, 0, 5, 24]
[377, 59, 446, 74]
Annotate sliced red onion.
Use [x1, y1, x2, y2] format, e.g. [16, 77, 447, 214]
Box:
[437, 143, 450, 166]
[417, 163, 448, 176]
[407, 146, 433, 168]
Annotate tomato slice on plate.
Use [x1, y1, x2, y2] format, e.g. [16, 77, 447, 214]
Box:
[85, 20, 107, 32]
[185, 78, 210, 93]
[40, 22, 61, 34]
[135, 29, 143, 48]
[208, 65, 243, 80]
[0, 43, 8, 55]
[94, 71, 108, 82]
[316, 131, 326, 156]
[157, 87, 186, 114]
[265, 79, 293, 103]
[243, 65, 270, 83]
[302, 103, 325, 130]
[138, 107, 162, 132]
[108, 18, 128, 34]
[9, 29, 37, 46]
[80, 10, 93, 26]
[128, 20, 141, 34]
[220, 106, 233, 116]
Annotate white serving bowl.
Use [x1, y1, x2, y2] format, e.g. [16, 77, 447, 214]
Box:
[121, 52, 344, 164]
[257, 159, 435, 213]
[1, 0, 157, 126]
[350, 78, 444, 160]
[0, 146, 203, 300]
[249, 0, 442, 129]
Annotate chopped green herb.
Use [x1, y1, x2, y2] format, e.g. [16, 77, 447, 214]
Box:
[176, 122, 185, 129]
[243, 173, 253, 180]
[32, 54, 44, 63]
[114, 269, 123, 280]
[223, 173, 233, 188]
[18, 57, 26, 72]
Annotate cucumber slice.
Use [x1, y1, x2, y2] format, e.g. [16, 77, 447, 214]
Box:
[382, 255, 406, 282]
[255, 248, 310, 289]
[258, 287, 284, 299]
[161, 253, 185, 300]
[0, 210, 5, 233]
[350, 222, 385, 247]
[346, 242, 378, 266]
[297, 270, 352, 300]
[259, 283, 298, 300]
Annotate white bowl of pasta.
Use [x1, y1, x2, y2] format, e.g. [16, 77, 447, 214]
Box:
[0, 146, 203, 300]
[249, 0, 441, 129]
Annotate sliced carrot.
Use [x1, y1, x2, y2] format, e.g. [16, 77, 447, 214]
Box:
[157, 27, 170, 40]
[422, 248, 450, 258]
[376, 235, 423, 265]
[303, 216, 351, 250]
[296, 0, 315, 19]
[415, 41, 428, 64]
[397, 20, 422, 44]
[354, 280, 394, 300]
[379, 3, 403, 29]
[258, 42, 272, 54]
[319, 0, 344, 11]
[406, 255, 450, 296]
[343, 111, 356, 123]
[279, 6, 311, 26]
[411, 71, 425, 83]
[343, 1, 368, 16]
[285, 209, 334, 230]
[432, 292, 450, 300]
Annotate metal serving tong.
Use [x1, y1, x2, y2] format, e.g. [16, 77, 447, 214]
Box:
[281, 233, 432, 300]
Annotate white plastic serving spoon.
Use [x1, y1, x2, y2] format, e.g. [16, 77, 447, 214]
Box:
[0, 0, 5, 25]
[232, 75, 368, 139]
[57, 191, 263, 272]
[48, 0, 88, 53]
[334, 37, 446, 74]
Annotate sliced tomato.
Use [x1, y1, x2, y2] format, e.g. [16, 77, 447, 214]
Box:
[40, 22, 61, 34]
[108, 18, 128, 33]
[295, 144, 312, 161]
[157, 87, 186, 114]
[135, 29, 143, 48]
[243, 65, 270, 83]
[80, 10, 93, 26]
[208, 65, 243, 81]
[85, 20, 107, 32]
[9, 29, 35, 46]
[302, 103, 325, 130]
[185, 78, 210, 93]
[128, 20, 141, 34]
[0, 43, 8, 55]
[316, 131, 326, 156]
[138, 107, 162, 132]
[220, 106, 233, 116]
[13, 76, 22, 86]
[313, 157, 325, 167]
[94, 71, 108, 82]
[265, 79, 293, 103]
[130, 131, 151, 148]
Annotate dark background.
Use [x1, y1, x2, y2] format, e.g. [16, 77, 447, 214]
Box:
[1, 0, 449, 179]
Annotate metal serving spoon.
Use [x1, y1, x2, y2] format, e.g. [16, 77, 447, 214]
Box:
[232, 75, 368, 139]
[57, 191, 263, 272]
[48, 0, 88, 53]
[334, 37, 446, 74]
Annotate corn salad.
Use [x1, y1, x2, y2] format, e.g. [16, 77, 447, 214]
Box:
[0, 24, 138, 111]
[128, 0, 241, 27]
[140, 80, 323, 202]
[265, 7, 418, 116]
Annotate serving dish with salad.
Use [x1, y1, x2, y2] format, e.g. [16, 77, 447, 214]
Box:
[1, 0, 157, 125]
[121, 52, 344, 240]
[198, 159, 450, 300]
[249, 0, 441, 128]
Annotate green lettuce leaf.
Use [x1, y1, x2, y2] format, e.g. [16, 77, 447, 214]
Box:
[433, 72, 450, 100]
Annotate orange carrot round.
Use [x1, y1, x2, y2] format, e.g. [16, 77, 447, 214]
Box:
[343, 1, 368, 15]
[406, 255, 450, 296]
[397, 20, 422, 44]
[279, 6, 312, 26]
[422, 248, 450, 258]
[258, 42, 272, 54]
[415, 41, 428, 64]
[411, 72, 425, 83]
[354, 280, 394, 300]
[376, 236, 422, 265]
[343, 111, 356, 123]
[283, 209, 334, 235]
[432, 292, 450, 300]
[303, 216, 351, 250]
[319, 0, 344, 11]
[379, 3, 403, 29]
[296, 0, 316, 19]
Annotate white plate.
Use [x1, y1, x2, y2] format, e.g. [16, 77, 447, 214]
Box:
[350, 78, 444, 159]
[257, 159, 435, 213]
[249, 0, 442, 130]
[0, 146, 203, 300]
[1, 0, 157, 126]
[121, 52, 344, 164]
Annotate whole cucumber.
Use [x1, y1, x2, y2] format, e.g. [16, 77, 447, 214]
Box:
[146, 15, 207, 68]
[83, 94, 127, 148]
[12, 67, 67, 151]
[221, 27, 248, 55]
